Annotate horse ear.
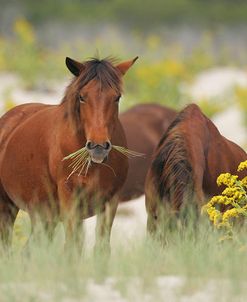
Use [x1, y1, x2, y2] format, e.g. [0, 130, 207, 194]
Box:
[116, 56, 138, 75]
[65, 57, 84, 76]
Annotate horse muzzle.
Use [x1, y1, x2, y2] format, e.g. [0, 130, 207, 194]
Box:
[85, 140, 112, 163]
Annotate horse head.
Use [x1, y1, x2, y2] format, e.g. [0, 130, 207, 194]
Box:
[65, 56, 138, 163]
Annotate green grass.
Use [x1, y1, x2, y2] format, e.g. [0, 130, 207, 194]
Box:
[1, 210, 247, 301]
[6, 0, 247, 26]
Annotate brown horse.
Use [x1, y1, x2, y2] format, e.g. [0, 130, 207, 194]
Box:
[0, 56, 137, 252]
[145, 103, 247, 234]
[118, 104, 176, 201]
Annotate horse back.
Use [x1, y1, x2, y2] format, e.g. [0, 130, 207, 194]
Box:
[203, 121, 247, 195]
[171, 105, 247, 199]
[0, 103, 47, 159]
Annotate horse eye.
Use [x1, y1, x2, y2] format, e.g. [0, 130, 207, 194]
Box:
[79, 95, 86, 104]
[115, 95, 121, 103]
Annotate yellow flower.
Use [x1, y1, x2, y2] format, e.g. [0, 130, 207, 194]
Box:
[219, 234, 233, 242]
[217, 173, 238, 187]
[241, 176, 247, 186]
[162, 59, 186, 78]
[146, 35, 160, 50]
[213, 210, 222, 226]
[222, 187, 245, 201]
[238, 161, 247, 172]
[14, 18, 35, 45]
[222, 208, 240, 223]
[202, 160, 247, 242]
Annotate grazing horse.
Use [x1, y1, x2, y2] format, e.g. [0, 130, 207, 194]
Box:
[145, 103, 247, 234]
[0, 56, 138, 252]
[118, 104, 176, 201]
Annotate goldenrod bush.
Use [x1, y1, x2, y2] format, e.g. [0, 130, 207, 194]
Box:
[203, 161, 247, 240]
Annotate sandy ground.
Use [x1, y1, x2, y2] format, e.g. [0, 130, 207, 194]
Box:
[0, 274, 245, 302]
[84, 195, 146, 252]
[0, 68, 247, 301]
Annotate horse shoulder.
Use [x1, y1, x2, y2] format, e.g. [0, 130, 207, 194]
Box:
[0, 102, 44, 136]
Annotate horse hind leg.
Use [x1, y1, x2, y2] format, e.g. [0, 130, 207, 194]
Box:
[0, 187, 18, 248]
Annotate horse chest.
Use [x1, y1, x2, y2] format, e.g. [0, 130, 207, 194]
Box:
[58, 168, 121, 219]
[63, 163, 123, 196]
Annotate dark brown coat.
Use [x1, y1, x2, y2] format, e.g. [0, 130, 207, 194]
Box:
[145, 104, 247, 234]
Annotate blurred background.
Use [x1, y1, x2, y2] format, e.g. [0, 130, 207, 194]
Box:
[0, 0, 246, 146]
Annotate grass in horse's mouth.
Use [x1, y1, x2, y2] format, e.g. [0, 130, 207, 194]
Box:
[63, 145, 144, 179]
[63, 147, 91, 179]
[111, 145, 145, 158]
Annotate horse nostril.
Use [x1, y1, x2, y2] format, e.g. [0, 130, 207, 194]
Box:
[86, 141, 94, 150]
[103, 141, 112, 150]
[86, 140, 111, 151]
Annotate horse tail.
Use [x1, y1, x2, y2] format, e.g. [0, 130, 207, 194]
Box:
[150, 132, 194, 210]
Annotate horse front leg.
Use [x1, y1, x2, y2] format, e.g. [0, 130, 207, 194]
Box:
[94, 197, 118, 257]
[63, 215, 84, 255]
[58, 181, 84, 255]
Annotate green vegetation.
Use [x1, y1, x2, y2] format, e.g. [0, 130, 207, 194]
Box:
[0, 18, 65, 88]
[1, 17, 247, 121]
[0, 210, 246, 301]
[0, 18, 221, 114]
[4, 0, 247, 27]
[0, 18, 246, 121]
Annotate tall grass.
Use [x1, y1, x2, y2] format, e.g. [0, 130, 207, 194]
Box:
[1, 209, 247, 301]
